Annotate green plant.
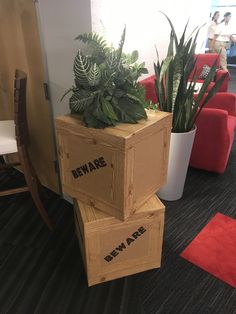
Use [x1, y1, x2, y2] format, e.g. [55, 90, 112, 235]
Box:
[62, 28, 149, 128]
[153, 12, 227, 133]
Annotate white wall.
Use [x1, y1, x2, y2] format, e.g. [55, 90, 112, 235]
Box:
[36, 0, 92, 117]
[91, 0, 212, 77]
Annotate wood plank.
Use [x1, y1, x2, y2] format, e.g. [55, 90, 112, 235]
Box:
[0, 186, 28, 196]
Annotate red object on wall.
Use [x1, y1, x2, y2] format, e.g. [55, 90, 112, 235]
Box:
[180, 213, 236, 288]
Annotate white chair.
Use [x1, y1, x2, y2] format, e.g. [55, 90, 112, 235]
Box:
[0, 120, 17, 155]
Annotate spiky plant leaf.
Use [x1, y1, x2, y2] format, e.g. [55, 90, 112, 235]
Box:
[160, 11, 178, 48]
[190, 71, 228, 130]
[116, 26, 126, 63]
[167, 31, 174, 57]
[154, 13, 225, 132]
[171, 56, 183, 113]
[165, 60, 174, 112]
[178, 20, 189, 50]
[160, 56, 173, 82]
[154, 62, 166, 111]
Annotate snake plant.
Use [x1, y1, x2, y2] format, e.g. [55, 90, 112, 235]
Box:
[154, 12, 227, 133]
[62, 28, 148, 128]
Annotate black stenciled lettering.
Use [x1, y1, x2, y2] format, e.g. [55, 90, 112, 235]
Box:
[99, 157, 107, 167]
[126, 237, 135, 246]
[110, 250, 119, 257]
[88, 161, 96, 172]
[81, 164, 89, 174]
[71, 156, 107, 178]
[72, 170, 78, 178]
[132, 231, 141, 239]
[116, 242, 126, 251]
[103, 226, 147, 262]
[93, 159, 101, 169]
[104, 255, 113, 262]
[138, 226, 146, 234]
[76, 167, 83, 176]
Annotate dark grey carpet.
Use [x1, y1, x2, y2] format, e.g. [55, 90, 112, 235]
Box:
[0, 136, 235, 314]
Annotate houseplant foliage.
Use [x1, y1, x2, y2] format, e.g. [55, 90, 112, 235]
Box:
[154, 12, 227, 133]
[63, 28, 148, 128]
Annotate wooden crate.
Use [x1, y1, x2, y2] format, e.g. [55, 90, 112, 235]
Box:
[73, 195, 165, 286]
[56, 110, 171, 220]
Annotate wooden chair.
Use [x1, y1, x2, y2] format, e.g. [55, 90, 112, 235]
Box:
[0, 69, 54, 230]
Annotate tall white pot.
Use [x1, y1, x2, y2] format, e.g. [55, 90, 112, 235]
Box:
[157, 127, 196, 201]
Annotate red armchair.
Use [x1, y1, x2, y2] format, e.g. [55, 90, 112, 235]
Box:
[139, 75, 157, 103]
[190, 93, 236, 173]
[190, 53, 230, 92]
[139, 76, 236, 174]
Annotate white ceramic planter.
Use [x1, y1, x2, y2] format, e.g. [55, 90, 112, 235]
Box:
[157, 127, 196, 201]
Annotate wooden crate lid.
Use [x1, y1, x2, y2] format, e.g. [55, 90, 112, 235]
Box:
[56, 110, 172, 149]
[74, 195, 165, 231]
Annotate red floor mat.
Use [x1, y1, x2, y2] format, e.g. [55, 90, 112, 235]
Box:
[180, 213, 236, 288]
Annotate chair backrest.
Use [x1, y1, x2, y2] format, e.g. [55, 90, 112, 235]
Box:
[14, 69, 29, 147]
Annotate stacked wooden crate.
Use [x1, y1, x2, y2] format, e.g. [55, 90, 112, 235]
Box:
[56, 110, 172, 286]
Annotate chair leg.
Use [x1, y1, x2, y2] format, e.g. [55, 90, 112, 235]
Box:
[29, 179, 55, 231]
[17, 146, 55, 231]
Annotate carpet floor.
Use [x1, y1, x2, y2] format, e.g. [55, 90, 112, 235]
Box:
[0, 136, 235, 314]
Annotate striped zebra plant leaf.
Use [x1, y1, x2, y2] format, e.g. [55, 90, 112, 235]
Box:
[69, 90, 99, 114]
[73, 51, 91, 87]
[88, 63, 101, 87]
